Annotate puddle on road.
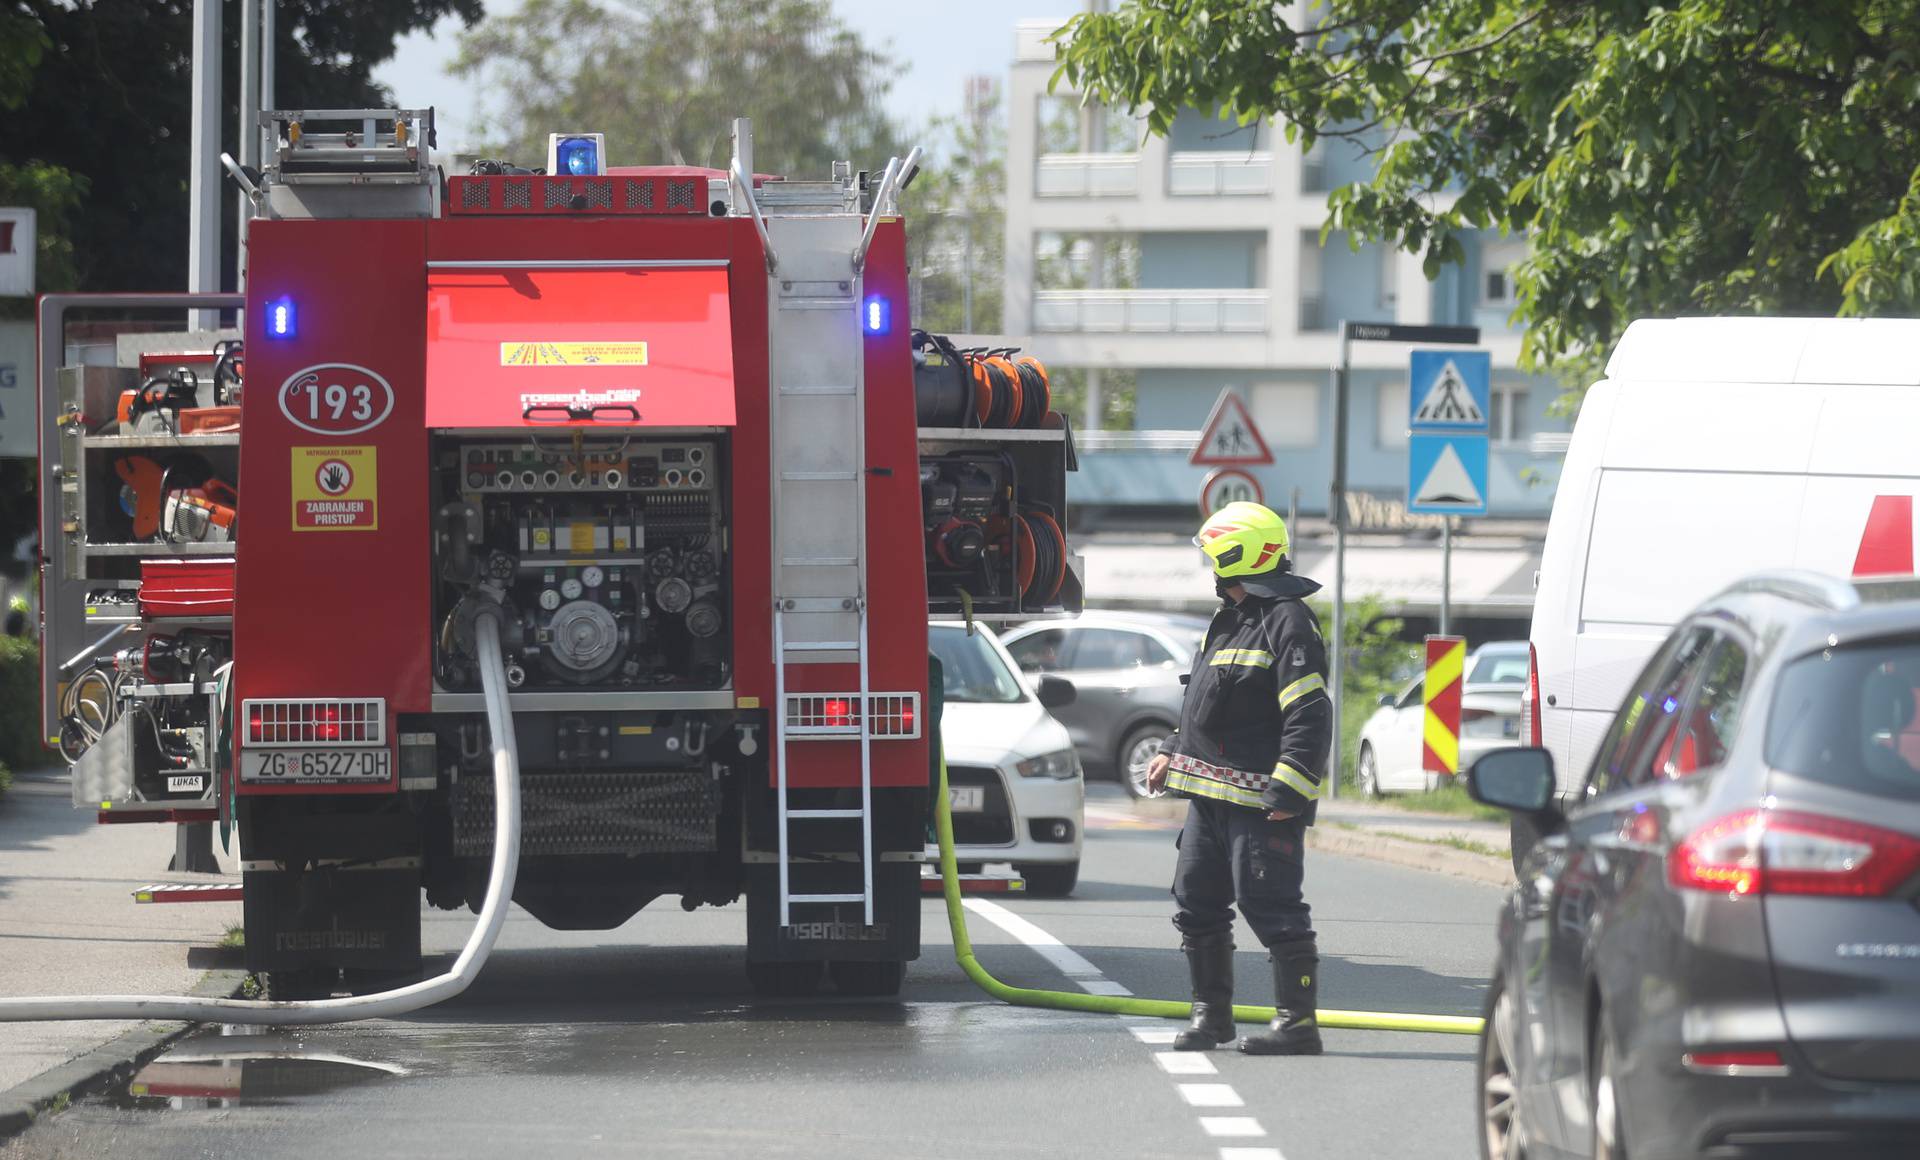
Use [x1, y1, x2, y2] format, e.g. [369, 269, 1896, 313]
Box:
[109, 1029, 408, 1112]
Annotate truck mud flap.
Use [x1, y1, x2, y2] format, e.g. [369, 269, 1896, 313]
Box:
[746, 861, 921, 964]
[243, 866, 422, 974]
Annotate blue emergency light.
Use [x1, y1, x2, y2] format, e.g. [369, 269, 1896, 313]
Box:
[548, 133, 607, 177]
[266, 296, 297, 339]
[864, 295, 891, 336]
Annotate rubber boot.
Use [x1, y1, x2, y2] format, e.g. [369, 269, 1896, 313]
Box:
[1173, 934, 1237, 1050]
[1239, 948, 1323, 1056]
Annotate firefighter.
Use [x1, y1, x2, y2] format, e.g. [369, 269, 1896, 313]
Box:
[1146, 501, 1330, 1055]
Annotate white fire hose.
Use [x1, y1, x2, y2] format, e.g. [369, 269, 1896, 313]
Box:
[0, 612, 523, 1025]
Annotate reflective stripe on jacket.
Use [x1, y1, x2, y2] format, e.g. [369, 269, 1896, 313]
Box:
[1163, 588, 1333, 821]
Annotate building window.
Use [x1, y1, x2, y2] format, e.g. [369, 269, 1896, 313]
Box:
[1377, 382, 1409, 449]
[1249, 382, 1320, 449]
[1049, 367, 1138, 431]
[1034, 232, 1139, 291]
[1481, 238, 1525, 307]
[1037, 95, 1082, 154]
[1490, 382, 1530, 447]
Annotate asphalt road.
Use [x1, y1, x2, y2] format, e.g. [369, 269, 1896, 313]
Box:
[3, 790, 1502, 1160]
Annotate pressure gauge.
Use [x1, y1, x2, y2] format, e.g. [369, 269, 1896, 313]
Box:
[560, 577, 584, 600]
[581, 565, 605, 589]
[538, 588, 562, 611]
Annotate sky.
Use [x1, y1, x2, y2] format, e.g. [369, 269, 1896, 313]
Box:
[373, 0, 1073, 155]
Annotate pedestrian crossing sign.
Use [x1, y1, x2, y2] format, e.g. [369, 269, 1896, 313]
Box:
[1408, 349, 1490, 431]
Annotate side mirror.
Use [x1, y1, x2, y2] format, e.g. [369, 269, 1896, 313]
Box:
[1035, 675, 1077, 710]
[1466, 747, 1557, 813]
[1379, 692, 1396, 707]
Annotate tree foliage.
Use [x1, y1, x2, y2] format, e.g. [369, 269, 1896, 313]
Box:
[452, 0, 905, 179]
[900, 81, 1005, 335]
[1056, 1, 1920, 385]
[1, 0, 480, 297]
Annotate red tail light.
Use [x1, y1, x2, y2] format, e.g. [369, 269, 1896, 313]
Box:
[1521, 642, 1542, 747]
[316, 703, 342, 742]
[1669, 810, 1920, 898]
[1682, 1049, 1788, 1076]
[823, 698, 854, 727]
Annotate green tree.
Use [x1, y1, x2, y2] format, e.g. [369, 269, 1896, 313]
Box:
[452, 0, 906, 179]
[2, 1, 482, 297]
[1056, 1, 1920, 394]
[902, 79, 1005, 335]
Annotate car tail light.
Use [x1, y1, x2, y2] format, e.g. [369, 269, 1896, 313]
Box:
[1682, 1049, 1789, 1076]
[243, 698, 385, 747]
[1669, 810, 1920, 898]
[1521, 642, 1542, 748]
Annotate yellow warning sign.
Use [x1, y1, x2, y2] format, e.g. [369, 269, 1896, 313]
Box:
[500, 341, 650, 367]
[292, 446, 378, 531]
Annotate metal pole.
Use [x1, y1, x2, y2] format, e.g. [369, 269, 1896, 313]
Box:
[1328, 324, 1351, 800]
[1288, 485, 1300, 541]
[260, 0, 276, 160]
[1085, 367, 1102, 432]
[1439, 519, 1453, 637]
[187, 0, 222, 331]
[237, 0, 259, 293]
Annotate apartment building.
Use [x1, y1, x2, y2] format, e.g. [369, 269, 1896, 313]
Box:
[1003, 19, 1570, 532]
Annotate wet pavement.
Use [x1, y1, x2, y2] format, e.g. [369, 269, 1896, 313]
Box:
[2, 790, 1501, 1160]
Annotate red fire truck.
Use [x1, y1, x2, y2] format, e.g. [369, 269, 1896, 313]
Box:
[37, 112, 1078, 999]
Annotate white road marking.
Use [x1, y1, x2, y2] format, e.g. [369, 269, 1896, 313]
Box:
[1154, 1052, 1218, 1075]
[963, 898, 1105, 979]
[1177, 1083, 1245, 1108]
[962, 889, 1277, 1153]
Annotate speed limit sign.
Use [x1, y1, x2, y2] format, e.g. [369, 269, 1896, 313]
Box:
[1199, 468, 1264, 517]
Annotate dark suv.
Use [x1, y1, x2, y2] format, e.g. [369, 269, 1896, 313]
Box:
[1468, 573, 1920, 1159]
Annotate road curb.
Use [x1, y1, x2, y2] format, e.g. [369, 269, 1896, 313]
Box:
[1307, 826, 1514, 887]
[0, 967, 247, 1142]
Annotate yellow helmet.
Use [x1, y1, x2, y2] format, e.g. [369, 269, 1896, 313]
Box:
[1194, 501, 1290, 579]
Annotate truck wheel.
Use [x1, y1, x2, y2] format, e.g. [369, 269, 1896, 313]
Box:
[1018, 861, 1079, 897]
[746, 960, 825, 997]
[828, 959, 905, 997]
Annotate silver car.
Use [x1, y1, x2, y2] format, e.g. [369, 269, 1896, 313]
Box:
[1001, 612, 1211, 798]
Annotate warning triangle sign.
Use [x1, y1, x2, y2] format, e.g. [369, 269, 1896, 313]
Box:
[1413, 442, 1484, 507]
[1412, 360, 1485, 426]
[1190, 390, 1274, 467]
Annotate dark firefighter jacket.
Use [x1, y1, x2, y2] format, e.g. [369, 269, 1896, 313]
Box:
[1162, 582, 1332, 822]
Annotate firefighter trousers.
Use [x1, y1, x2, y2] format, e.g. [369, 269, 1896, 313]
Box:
[1171, 796, 1315, 950]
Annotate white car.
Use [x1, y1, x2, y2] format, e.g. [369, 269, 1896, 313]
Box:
[1355, 641, 1527, 796]
[929, 622, 1085, 896]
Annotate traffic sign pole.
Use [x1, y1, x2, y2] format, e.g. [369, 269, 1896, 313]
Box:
[1331, 321, 1480, 799]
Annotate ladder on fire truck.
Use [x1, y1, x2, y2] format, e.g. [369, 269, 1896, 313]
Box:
[751, 128, 921, 929]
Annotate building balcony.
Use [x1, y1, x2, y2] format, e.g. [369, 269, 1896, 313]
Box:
[1073, 429, 1202, 453]
[1035, 154, 1141, 198]
[1167, 152, 1273, 197]
[1016, 20, 1062, 63]
[1032, 289, 1270, 334]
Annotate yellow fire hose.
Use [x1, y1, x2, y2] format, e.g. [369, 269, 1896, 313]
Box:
[933, 748, 1485, 1037]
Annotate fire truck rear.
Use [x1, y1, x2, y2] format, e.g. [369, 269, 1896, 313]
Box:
[38, 112, 1079, 999]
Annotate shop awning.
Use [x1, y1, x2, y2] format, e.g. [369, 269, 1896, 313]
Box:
[424, 264, 736, 428]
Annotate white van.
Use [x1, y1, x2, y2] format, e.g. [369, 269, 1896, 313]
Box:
[1529, 317, 1920, 801]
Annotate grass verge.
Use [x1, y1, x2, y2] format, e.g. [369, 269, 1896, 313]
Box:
[1375, 783, 1508, 823]
[1328, 820, 1507, 860]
